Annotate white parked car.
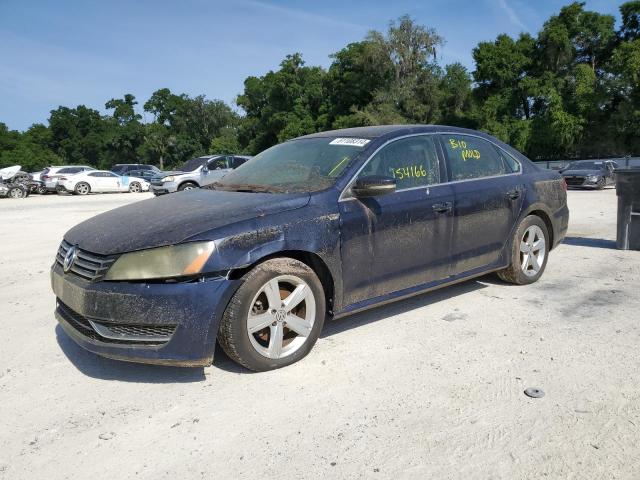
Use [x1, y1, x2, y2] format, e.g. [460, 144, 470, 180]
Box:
[41, 165, 95, 192]
[56, 170, 150, 195]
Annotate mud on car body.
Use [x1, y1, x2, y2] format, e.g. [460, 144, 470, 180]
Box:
[52, 125, 569, 371]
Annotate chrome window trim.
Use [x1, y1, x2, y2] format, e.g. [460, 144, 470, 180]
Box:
[339, 132, 523, 202]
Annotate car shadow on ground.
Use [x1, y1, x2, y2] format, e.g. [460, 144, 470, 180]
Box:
[321, 278, 489, 338]
[563, 236, 617, 249]
[55, 324, 206, 383]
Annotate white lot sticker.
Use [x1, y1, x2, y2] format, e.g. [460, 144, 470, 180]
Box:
[329, 138, 371, 147]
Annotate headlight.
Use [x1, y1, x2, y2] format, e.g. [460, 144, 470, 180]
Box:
[587, 175, 599, 182]
[161, 176, 175, 182]
[104, 241, 215, 281]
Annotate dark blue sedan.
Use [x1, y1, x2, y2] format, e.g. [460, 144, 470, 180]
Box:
[51, 125, 569, 371]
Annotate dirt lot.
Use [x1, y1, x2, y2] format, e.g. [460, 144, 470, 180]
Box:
[1, 188, 639, 480]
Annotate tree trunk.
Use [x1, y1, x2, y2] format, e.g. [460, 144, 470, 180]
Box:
[159, 155, 164, 171]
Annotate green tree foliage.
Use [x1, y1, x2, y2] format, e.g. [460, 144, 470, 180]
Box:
[1, 2, 639, 170]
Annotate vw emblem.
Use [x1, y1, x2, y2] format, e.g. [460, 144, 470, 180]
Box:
[63, 245, 78, 273]
[275, 309, 287, 322]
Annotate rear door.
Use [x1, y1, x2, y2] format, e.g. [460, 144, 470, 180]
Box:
[439, 134, 524, 275]
[339, 134, 455, 306]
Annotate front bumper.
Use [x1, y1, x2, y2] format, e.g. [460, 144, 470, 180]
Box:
[563, 176, 601, 188]
[51, 262, 240, 366]
[150, 181, 177, 196]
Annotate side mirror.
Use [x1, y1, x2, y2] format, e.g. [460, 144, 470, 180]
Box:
[202, 165, 209, 174]
[351, 175, 396, 198]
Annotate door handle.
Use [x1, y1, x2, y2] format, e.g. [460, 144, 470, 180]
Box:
[506, 189, 521, 200]
[432, 202, 452, 213]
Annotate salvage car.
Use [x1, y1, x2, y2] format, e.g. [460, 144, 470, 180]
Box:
[52, 125, 569, 371]
[150, 154, 251, 195]
[56, 170, 150, 195]
[560, 160, 618, 189]
[0, 165, 33, 198]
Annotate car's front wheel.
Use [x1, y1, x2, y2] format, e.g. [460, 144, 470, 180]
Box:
[218, 258, 325, 371]
[497, 215, 549, 285]
[178, 182, 198, 191]
[129, 182, 142, 193]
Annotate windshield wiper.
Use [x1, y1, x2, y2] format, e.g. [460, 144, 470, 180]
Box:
[212, 182, 286, 193]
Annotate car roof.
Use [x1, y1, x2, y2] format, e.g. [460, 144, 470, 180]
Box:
[295, 124, 486, 141]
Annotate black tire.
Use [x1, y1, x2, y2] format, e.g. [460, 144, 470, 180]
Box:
[74, 182, 91, 195]
[596, 178, 606, 190]
[37, 185, 47, 195]
[178, 182, 198, 191]
[129, 182, 142, 193]
[497, 215, 550, 285]
[218, 258, 326, 372]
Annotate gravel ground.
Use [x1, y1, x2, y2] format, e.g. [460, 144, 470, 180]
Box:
[1, 188, 639, 480]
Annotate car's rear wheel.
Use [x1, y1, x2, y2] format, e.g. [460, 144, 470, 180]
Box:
[74, 182, 91, 195]
[178, 182, 197, 191]
[129, 182, 141, 193]
[497, 215, 549, 285]
[218, 258, 325, 371]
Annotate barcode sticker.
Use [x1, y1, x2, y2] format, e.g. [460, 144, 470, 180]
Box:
[329, 138, 370, 147]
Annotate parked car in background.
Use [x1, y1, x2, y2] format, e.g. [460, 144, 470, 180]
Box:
[52, 125, 569, 371]
[150, 154, 251, 195]
[56, 170, 150, 195]
[42, 166, 95, 192]
[0, 166, 30, 198]
[125, 169, 160, 182]
[560, 160, 618, 189]
[111, 164, 160, 176]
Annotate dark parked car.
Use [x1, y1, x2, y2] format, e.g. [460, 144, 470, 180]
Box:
[560, 160, 618, 189]
[52, 125, 569, 371]
[111, 164, 160, 176]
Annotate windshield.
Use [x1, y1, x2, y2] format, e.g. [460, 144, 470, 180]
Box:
[566, 161, 605, 170]
[215, 137, 369, 193]
[179, 156, 212, 172]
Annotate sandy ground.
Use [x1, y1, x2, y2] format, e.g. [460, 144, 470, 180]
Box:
[1, 188, 639, 480]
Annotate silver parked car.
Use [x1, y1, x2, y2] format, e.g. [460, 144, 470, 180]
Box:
[150, 155, 251, 195]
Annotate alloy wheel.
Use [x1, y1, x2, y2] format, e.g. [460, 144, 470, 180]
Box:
[9, 187, 24, 198]
[520, 225, 546, 277]
[246, 274, 316, 359]
[129, 183, 141, 193]
[76, 184, 89, 195]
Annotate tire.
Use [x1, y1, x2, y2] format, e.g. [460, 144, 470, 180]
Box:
[596, 178, 606, 190]
[37, 185, 47, 195]
[178, 182, 198, 191]
[218, 258, 326, 371]
[497, 215, 549, 285]
[7, 186, 25, 199]
[74, 182, 91, 195]
[129, 182, 141, 193]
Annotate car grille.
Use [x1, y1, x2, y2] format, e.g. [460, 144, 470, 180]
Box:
[564, 176, 585, 186]
[56, 240, 116, 281]
[56, 300, 176, 345]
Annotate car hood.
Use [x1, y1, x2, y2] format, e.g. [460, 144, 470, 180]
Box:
[561, 169, 603, 176]
[150, 170, 185, 178]
[64, 189, 311, 255]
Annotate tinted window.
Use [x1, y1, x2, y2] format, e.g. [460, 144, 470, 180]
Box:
[209, 156, 228, 170]
[180, 157, 209, 172]
[59, 167, 81, 174]
[231, 157, 248, 169]
[357, 135, 440, 190]
[566, 161, 605, 170]
[442, 135, 508, 181]
[88, 172, 100, 177]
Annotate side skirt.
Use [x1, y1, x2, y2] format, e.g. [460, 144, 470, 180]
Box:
[332, 263, 506, 320]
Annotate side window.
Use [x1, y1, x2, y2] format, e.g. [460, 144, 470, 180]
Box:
[88, 172, 100, 177]
[442, 135, 510, 181]
[209, 156, 228, 170]
[357, 135, 440, 190]
[231, 157, 248, 169]
[493, 146, 521, 173]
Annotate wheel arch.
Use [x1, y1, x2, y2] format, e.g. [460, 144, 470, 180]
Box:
[178, 180, 199, 190]
[523, 207, 554, 250]
[227, 250, 336, 315]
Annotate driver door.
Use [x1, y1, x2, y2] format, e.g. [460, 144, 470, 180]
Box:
[203, 156, 230, 186]
[339, 135, 455, 307]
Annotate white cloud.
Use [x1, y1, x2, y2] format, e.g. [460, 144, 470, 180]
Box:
[495, 0, 527, 31]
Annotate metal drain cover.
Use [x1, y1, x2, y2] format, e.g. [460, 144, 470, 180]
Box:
[524, 387, 545, 398]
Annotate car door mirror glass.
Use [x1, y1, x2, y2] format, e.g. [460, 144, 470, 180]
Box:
[352, 175, 396, 198]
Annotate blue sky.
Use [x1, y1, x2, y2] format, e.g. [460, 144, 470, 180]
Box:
[0, 0, 621, 131]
